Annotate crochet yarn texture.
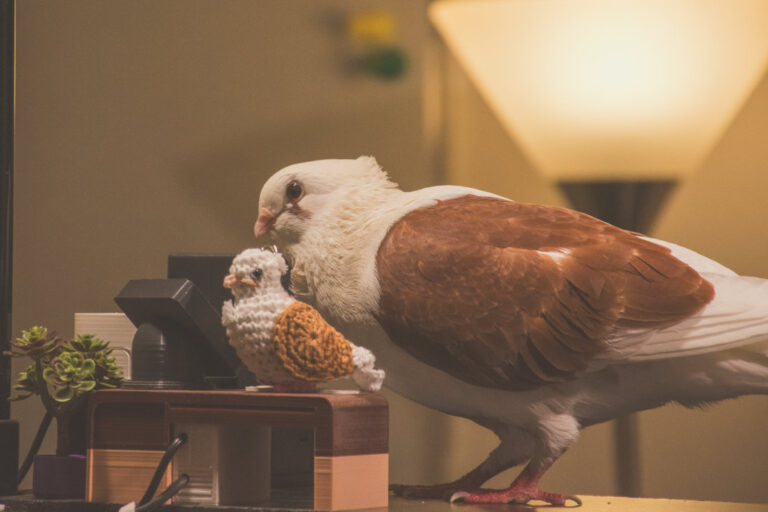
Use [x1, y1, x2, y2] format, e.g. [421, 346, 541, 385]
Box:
[222, 246, 384, 391]
[273, 301, 355, 382]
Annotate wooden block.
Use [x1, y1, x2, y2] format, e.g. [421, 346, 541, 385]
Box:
[88, 389, 388, 456]
[314, 454, 388, 511]
[87, 389, 389, 510]
[86, 448, 172, 504]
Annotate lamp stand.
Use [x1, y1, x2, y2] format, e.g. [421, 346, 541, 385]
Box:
[558, 179, 677, 498]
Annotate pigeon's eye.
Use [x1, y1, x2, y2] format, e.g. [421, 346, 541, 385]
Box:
[286, 181, 303, 202]
[250, 269, 263, 281]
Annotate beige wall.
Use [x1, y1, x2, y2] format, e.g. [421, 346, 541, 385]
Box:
[441, 42, 768, 502]
[640, 57, 768, 503]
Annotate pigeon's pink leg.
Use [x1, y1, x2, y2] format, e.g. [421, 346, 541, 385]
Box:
[450, 459, 582, 507]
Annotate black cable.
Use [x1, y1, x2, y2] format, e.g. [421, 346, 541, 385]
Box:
[137, 432, 187, 506]
[17, 411, 53, 484]
[135, 473, 189, 512]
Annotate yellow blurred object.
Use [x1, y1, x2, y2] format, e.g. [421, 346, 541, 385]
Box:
[348, 10, 396, 44]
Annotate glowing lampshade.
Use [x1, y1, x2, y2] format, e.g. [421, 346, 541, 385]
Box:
[430, 0, 768, 181]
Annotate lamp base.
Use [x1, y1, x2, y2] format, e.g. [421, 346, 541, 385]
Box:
[559, 180, 676, 234]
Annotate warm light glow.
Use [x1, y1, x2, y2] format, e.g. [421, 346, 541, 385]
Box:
[430, 0, 768, 180]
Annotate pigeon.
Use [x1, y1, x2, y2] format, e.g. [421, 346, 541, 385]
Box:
[221, 247, 385, 393]
[253, 156, 768, 506]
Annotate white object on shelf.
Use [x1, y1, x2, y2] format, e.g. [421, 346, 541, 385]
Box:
[172, 423, 271, 506]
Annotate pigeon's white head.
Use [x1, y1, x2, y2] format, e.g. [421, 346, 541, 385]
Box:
[254, 156, 396, 245]
[223, 247, 290, 300]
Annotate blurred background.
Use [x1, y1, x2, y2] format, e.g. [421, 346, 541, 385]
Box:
[8, 0, 768, 503]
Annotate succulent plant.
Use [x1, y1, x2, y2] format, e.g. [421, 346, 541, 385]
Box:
[7, 326, 125, 455]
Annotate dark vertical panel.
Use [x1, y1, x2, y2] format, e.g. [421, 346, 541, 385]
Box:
[0, 0, 14, 420]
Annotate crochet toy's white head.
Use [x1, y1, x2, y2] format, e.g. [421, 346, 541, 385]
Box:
[226, 248, 290, 300]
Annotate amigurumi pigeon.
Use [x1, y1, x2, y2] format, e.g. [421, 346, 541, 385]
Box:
[222, 247, 384, 393]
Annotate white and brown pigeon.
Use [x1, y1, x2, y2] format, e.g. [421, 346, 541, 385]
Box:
[221, 247, 385, 393]
[253, 156, 768, 506]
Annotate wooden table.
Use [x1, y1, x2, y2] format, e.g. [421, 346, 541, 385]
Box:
[2, 494, 768, 512]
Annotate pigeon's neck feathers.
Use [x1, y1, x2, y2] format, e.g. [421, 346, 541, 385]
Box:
[284, 175, 403, 322]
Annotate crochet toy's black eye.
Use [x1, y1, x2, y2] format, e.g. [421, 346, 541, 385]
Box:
[286, 180, 303, 201]
[251, 269, 263, 281]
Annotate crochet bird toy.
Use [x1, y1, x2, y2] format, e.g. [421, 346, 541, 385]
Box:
[222, 247, 384, 392]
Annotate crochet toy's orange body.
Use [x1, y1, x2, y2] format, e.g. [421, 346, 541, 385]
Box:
[273, 301, 355, 382]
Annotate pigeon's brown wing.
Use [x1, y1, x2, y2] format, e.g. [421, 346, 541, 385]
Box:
[375, 195, 714, 390]
[273, 302, 356, 382]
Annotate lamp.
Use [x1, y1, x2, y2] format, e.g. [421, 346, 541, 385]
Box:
[429, 0, 768, 497]
[430, 0, 768, 182]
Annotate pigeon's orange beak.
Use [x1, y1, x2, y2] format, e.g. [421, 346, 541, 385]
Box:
[254, 207, 277, 237]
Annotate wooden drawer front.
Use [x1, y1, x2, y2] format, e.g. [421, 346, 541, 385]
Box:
[86, 448, 172, 504]
[92, 402, 167, 450]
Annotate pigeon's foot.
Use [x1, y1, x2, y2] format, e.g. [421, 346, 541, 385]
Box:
[446, 453, 581, 507]
[450, 486, 581, 507]
[390, 453, 513, 501]
[390, 482, 475, 501]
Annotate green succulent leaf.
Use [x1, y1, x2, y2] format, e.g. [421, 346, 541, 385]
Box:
[76, 380, 96, 393]
[11, 326, 64, 360]
[82, 358, 96, 373]
[9, 364, 42, 400]
[43, 350, 98, 403]
[51, 386, 75, 402]
[42, 367, 56, 385]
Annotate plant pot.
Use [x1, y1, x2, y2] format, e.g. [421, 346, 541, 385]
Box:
[32, 454, 86, 499]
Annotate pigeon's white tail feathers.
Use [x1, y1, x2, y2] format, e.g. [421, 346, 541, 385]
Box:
[640, 236, 738, 277]
[351, 344, 385, 392]
[621, 273, 768, 361]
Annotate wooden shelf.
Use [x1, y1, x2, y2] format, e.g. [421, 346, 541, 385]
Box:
[86, 389, 389, 511]
[2, 494, 767, 512]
